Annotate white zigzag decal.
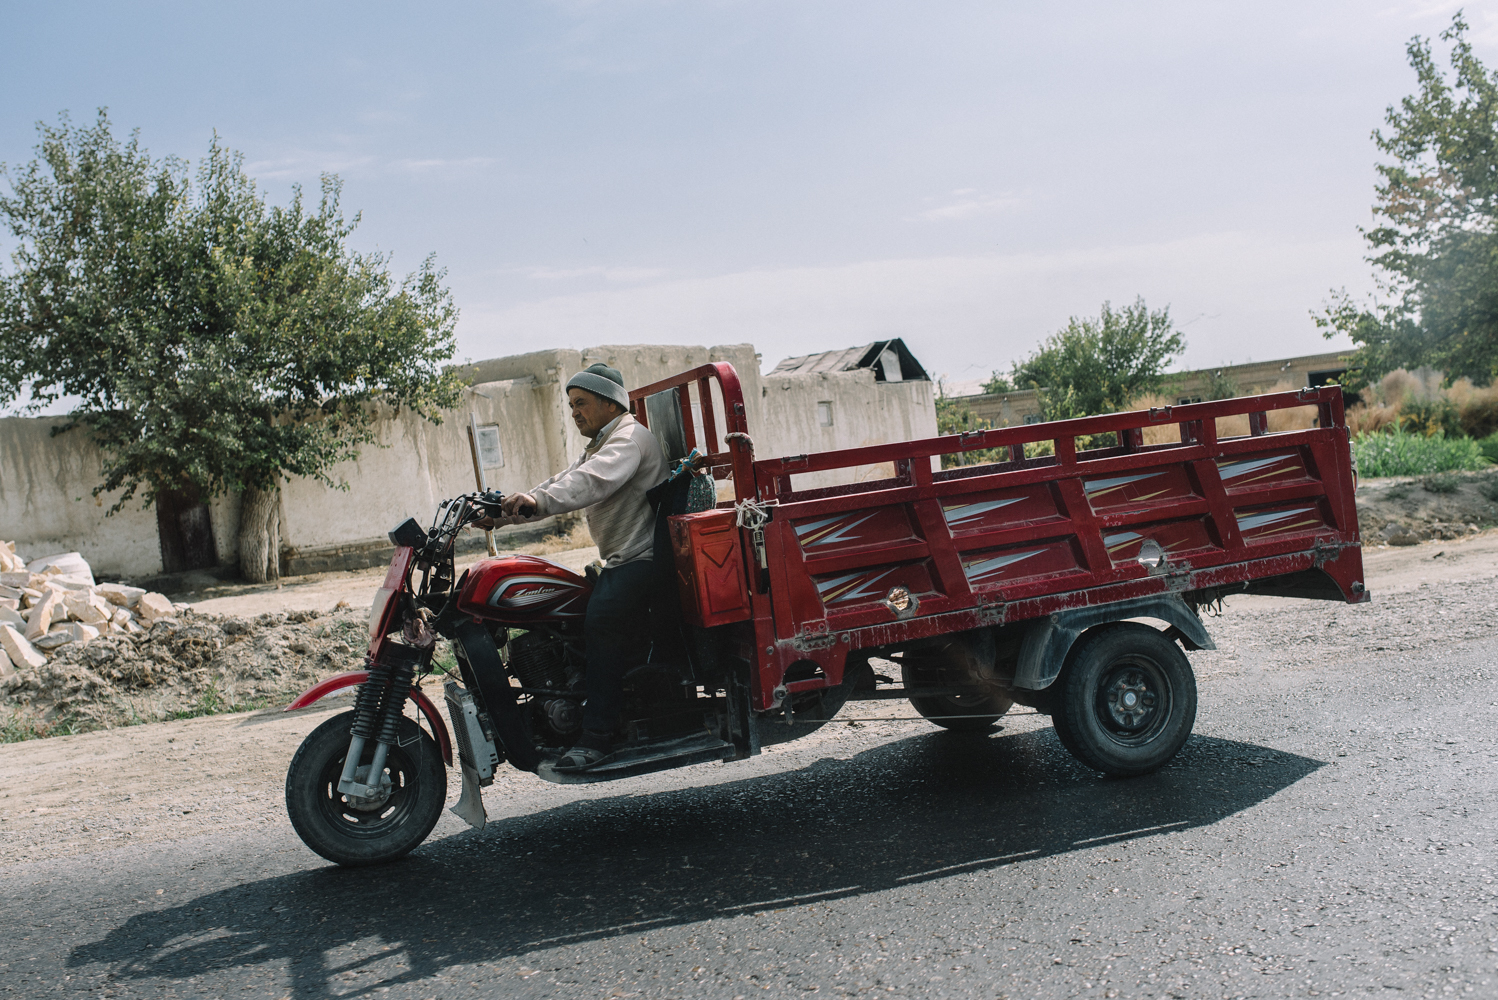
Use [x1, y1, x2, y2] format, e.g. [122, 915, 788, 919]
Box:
[942, 497, 1024, 525]
[961, 549, 1044, 582]
[795, 512, 880, 548]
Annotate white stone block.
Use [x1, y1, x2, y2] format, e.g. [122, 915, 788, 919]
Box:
[63, 592, 111, 624]
[137, 592, 175, 622]
[34, 630, 73, 650]
[0, 607, 22, 627]
[96, 583, 146, 608]
[24, 589, 62, 641]
[60, 622, 99, 645]
[0, 625, 46, 670]
[26, 552, 94, 586]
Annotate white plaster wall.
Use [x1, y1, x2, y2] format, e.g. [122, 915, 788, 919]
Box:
[277, 377, 558, 557]
[0, 417, 240, 578]
[756, 371, 939, 492]
[0, 344, 933, 577]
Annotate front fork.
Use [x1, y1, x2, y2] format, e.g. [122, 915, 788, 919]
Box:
[337, 643, 426, 802]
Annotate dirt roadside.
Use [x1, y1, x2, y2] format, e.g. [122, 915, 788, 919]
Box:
[0, 527, 1491, 868]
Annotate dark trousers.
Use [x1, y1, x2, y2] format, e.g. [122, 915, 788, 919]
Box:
[581, 559, 655, 735]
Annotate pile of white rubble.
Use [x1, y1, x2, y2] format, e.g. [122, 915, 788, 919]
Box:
[0, 542, 185, 675]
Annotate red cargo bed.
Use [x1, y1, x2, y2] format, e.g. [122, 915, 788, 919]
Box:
[633, 368, 1365, 713]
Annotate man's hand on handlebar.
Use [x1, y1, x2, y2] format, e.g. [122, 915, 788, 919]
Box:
[503, 492, 538, 517]
[471, 491, 537, 530]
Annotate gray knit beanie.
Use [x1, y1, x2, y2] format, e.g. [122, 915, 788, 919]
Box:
[566, 363, 630, 410]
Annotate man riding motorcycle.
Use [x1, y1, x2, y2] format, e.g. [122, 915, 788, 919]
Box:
[486, 363, 667, 771]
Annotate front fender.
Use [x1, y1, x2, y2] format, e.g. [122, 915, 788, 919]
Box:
[285, 670, 453, 767]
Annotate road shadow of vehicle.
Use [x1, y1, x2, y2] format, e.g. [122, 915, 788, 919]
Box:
[67, 728, 1319, 997]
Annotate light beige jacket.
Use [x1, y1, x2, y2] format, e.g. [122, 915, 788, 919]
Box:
[522, 414, 667, 567]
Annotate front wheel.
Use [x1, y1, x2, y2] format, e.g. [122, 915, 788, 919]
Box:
[286, 709, 447, 867]
[1050, 624, 1197, 776]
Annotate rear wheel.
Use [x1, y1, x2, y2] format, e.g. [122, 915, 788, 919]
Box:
[286, 710, 446, 867]
[1051, 624, 1197, 776]
[901, 634, 1012, 732]
[908, 687, 1014, 731]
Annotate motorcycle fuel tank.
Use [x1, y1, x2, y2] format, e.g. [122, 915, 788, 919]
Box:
[456, 554, 592, 623]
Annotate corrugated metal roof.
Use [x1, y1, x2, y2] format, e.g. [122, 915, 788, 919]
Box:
[768, 339, 929, 381]
[769, 345, 870, 376]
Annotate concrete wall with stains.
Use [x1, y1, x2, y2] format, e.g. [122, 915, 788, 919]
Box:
[0, 343, 935, 579]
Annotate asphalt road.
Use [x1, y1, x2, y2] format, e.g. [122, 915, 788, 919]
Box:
[3, 630, 1496, 999]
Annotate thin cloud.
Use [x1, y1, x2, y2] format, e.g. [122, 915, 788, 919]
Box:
[241, 153, 491, 180]
[392, 156, 495, 173]
[912, 189, 1028, 222]
[243, 153, 377, 180]
[514, 265, 670, 283]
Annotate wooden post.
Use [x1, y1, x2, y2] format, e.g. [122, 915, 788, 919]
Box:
[467, 414, 499, 557]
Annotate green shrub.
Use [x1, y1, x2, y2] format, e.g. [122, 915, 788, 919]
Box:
[1354, 428, 1489, 478]
[1423, 473, 1460, 494]
[1400, 396, 1462, 437]
[1479, 433, 1498, 465]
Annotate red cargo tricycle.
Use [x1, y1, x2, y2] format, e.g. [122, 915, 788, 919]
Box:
[284, 363, 1367, 866]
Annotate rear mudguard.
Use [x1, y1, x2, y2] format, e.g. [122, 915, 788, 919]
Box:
[1011, 594, 1215, 691]
[285, 670, 453, 767]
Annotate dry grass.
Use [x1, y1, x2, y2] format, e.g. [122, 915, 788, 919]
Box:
[509, 521, 594, 555]
[1345, 402, 1399, 436]
[1126, 382, 1317, 442]
[1130, 393, 1181, 445]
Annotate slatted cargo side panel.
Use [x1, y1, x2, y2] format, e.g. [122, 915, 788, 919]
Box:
[769, 441, 1350, 636]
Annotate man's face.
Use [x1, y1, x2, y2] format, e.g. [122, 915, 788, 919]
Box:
[568, 387, 623, 438]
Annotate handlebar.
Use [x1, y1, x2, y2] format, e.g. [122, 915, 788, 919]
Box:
[472, 490, 535, 519]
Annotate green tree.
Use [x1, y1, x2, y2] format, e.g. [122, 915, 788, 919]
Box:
[1203, 367, 1240, 401]
[1011, 297, 1185, 420]
[1317, 14, 1498, 387]
[0, 111, 462, 582]
[934, 381, 1007, 468]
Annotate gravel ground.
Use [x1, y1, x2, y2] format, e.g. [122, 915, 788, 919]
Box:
[0, 532, 1493, 999]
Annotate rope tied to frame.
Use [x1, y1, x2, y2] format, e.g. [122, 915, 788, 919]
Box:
[734, 496, 775, 569]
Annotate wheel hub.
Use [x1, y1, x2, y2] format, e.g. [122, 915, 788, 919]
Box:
[1102, 669, 1158, 730]
[341, 764, 394, 812]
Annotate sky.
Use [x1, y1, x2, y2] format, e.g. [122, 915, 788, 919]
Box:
[4, 0, 1496, 392]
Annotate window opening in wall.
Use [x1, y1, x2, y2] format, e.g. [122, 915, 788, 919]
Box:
[817, 401, 834, 427]
[1307, 368, 1347, 388]
[476, 424, 505, 468]
[1178, 396, 1203, 405]
[1022, 413, 1043, 425]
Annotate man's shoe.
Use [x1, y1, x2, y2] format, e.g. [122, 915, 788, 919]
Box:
[553, 746, 610, 772]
